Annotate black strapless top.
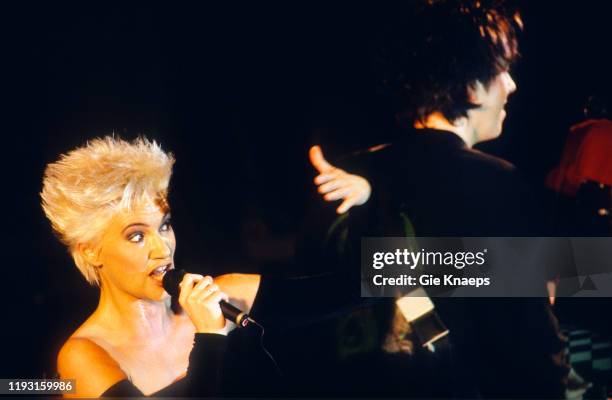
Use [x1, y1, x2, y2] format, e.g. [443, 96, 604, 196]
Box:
[101, 333, 226, 397]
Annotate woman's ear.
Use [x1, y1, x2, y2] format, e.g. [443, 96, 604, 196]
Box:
[77, 242, 102, 268]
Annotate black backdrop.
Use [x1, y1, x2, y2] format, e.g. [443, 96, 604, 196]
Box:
[3, 1, 612, 379]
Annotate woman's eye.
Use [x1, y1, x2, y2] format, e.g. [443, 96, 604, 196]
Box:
[128, 232, 144, 243]
[160, 221, 172, 232]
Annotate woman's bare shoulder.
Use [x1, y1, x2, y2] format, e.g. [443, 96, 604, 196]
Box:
[58, 329, 127, 398]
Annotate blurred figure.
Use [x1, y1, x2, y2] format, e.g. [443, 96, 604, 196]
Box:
[547, 96, 612, 236]
[308, 0, 569, 397]
[545, 97, 612, 396]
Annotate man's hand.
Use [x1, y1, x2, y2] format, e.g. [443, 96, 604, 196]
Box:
[309, 145, 371, 214]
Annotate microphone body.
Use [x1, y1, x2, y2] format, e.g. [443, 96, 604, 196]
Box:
[163, 269, 254, 328]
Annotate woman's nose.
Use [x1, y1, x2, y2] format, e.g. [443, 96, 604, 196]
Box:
[149, 233, 172, 259]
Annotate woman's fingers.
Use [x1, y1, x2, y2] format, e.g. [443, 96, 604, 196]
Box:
[178, 273, 205, 308]
[179, 274, 227, 333]
[191, 281, 229, 306]
[191, 282, 217, 302]
[206, 291, 228, 307]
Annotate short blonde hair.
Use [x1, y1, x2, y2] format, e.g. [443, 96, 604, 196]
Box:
[41, 136, 175, 286]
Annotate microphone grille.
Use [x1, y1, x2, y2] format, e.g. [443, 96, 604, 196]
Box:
[162, 268, 186, 297]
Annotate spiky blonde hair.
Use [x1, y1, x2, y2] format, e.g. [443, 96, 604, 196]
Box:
[41, 136, 175, 286]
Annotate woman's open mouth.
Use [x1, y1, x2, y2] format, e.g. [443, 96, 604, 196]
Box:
[149, 263, 174, 281]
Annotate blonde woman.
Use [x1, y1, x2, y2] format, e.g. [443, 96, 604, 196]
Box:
[42, 136, 370, 397]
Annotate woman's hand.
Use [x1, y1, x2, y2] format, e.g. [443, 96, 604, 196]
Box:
[178, 273, 228, 334]
[309, 145, 371, 214]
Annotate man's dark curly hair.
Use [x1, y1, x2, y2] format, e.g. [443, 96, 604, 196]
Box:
[374, 0, 522, 125]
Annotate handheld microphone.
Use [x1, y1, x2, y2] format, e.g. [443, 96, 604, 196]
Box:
[163, 268, 255, 328]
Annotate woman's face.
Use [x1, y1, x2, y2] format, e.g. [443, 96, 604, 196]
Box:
[94, 204, 176, 301]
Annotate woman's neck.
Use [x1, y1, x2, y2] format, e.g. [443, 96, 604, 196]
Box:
[93, 283, 174, 340]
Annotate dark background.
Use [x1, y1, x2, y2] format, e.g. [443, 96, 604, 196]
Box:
[3, 1, 612, 379]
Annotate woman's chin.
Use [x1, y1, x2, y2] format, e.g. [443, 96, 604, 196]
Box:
[145, 278, 171, 301]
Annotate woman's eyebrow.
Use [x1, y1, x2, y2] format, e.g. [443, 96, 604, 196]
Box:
[121, 222, 148, 233]
[121, 213, 171, 233]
